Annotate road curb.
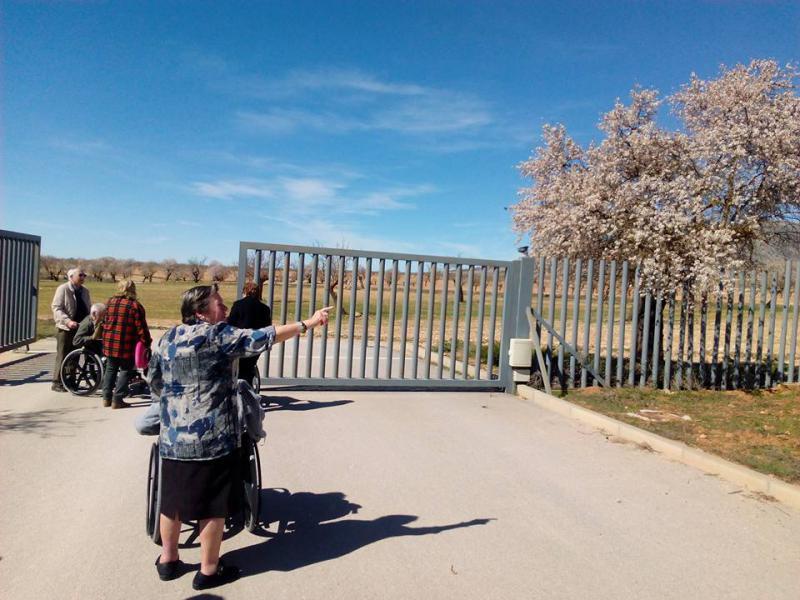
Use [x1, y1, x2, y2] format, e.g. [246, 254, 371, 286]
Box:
[517, 384, 800, 511]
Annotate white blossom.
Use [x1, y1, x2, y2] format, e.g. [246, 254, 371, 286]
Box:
[512, 60, 800, 295]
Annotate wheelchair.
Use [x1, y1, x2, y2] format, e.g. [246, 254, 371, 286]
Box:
[60, 347, 149, 397]
[60, 347, 104, 395]
[145, 435, 262, 544]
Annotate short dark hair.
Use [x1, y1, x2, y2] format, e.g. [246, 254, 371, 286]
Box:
[180, 284, 219, 324]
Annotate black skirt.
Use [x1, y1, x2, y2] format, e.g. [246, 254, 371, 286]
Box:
[160, 450, 242, 521]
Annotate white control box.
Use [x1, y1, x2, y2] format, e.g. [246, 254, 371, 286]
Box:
[508, 338, 534, 368]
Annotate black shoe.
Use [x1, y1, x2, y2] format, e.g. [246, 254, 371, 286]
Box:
[111, 400, 131, 409]
[155, 556, 185, 581]
[192, 561, 241, 590]
[51, 383, 66, 392]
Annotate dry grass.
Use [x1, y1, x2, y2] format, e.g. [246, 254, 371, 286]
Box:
[566, 384, 800, 484]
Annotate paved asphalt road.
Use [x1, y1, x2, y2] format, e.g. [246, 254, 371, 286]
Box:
[1, 354, 799, 599]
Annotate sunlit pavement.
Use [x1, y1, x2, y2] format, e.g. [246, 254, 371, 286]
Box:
[1, 360, 799, 599]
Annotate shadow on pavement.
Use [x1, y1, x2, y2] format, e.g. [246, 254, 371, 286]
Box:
[261, 396, 354, 412]
[0, 407, 105, 437]
[0, 353, 53, 386]
[225, 488, 493, 576]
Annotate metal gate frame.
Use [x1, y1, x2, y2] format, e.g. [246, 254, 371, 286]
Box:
[1, 230, 41, 352]
[237, 242, 530, 391]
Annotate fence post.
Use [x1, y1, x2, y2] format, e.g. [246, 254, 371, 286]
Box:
[236, 242, 247, 301]
[500, 257, 535, 393]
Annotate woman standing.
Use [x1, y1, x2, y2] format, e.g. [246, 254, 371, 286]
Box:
[227, 280, 271, 386]
[147, 284, 330, 590]
[101, 279, 151, 408]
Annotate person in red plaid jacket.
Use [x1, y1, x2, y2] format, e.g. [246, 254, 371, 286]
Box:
[101, 279, 152, 408]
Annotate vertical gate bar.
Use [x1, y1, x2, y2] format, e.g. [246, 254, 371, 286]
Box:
[651, 295, 663, 387]
[617, 262, 629, 387]
[536, 256, 546, 342]
[628, 265, 641, 387]
[664, 293, 676, 390]
[581, 259, 595, 388]
[699, 292, 708, 387]
[424, 263, 437, 379]
[755, 272, 768, 387]
[237, 242, 248, 299]
[291, 253, 305, 378]
[372, 259, 385, 379]
[765, 272, 779, 387]
[411, 261, 424, 379]
[571, 258, 583, 386]
[474, 266, 487, 381]
[436, 264, 450, 379]
[305, 254, 318, 378]
[676, 288, 687, 390]
[332, 257, 346, 378]
[346, 257, 359, 378]
[254, 250, 263, 287]
[387, 261, 399, 378]
[788, 261, 800, 383]
[593, 260, 606, 385]
[399, 261, 411, 378]
[8, 240, 15, 344]
[686, 290, 695, 389]
[639, 291, 652, 388]
[733, 272, 745, 389]
[486, 267, 500, 379]
[277, 252, 290, 377]
[721, 284, 734, 390]
[264, 251, 276, 378]
[462, 266, 475, 379]
[605, 260, 617, 386]
[711, 283, 723, 388]
[744, 272, 756, 387]
[359, 258, 372, 378]
[777, 261, 792, 382]
[319, 255, 332, 378]
[546, 257, 558, 372]
[559, 257, 570, 382]
[449, 265, 462, 379]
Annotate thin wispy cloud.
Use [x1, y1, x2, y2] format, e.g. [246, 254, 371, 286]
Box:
[191, 174, 431, 216]
[184, 54, 497, 141]
[49, 138, 110, 154]
[192, 179, 275, 200]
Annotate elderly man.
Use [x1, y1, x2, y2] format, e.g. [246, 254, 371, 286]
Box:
[51, 267, 92, 392]
[73, 302, 106, 354]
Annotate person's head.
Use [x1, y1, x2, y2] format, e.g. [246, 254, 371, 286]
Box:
[181, 283, 227, 324]
[116, 279, 137, 300]
[67, 267, 87, 287]
[242, 281, 260, 299]
[90, 303, 106, 322]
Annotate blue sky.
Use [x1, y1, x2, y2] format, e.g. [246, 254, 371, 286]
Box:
[2, 1, 798, 264]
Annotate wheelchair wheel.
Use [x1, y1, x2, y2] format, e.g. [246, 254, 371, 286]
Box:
[146, 443, 162, 545]
[242, 437, 261, 533]
[251, 368, 261, 395]
[61, 349, 104, 396]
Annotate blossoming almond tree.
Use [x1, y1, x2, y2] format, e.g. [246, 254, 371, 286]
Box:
[512, 60, 800, 296]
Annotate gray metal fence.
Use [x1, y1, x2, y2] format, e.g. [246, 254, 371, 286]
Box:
[237, 242, 519, 390]
[530, 256, 800, 391]
[0, 230, 41, 352]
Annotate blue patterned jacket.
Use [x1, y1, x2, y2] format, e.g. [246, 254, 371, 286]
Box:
[147, 320, 275, 460]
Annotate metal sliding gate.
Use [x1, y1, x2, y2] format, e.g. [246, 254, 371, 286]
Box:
[237, 242, 531, 390]
[0, 230, 41, 352]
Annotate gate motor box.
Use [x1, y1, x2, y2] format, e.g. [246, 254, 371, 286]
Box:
[508, 338, 534, 382]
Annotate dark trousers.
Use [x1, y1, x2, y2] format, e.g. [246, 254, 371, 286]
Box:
[53, 329, 76, 383]
[102, 356, 134, 402]
[238, 356, 259, 386]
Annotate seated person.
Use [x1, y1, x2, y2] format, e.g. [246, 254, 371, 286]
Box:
[73, 303, 106, 354]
